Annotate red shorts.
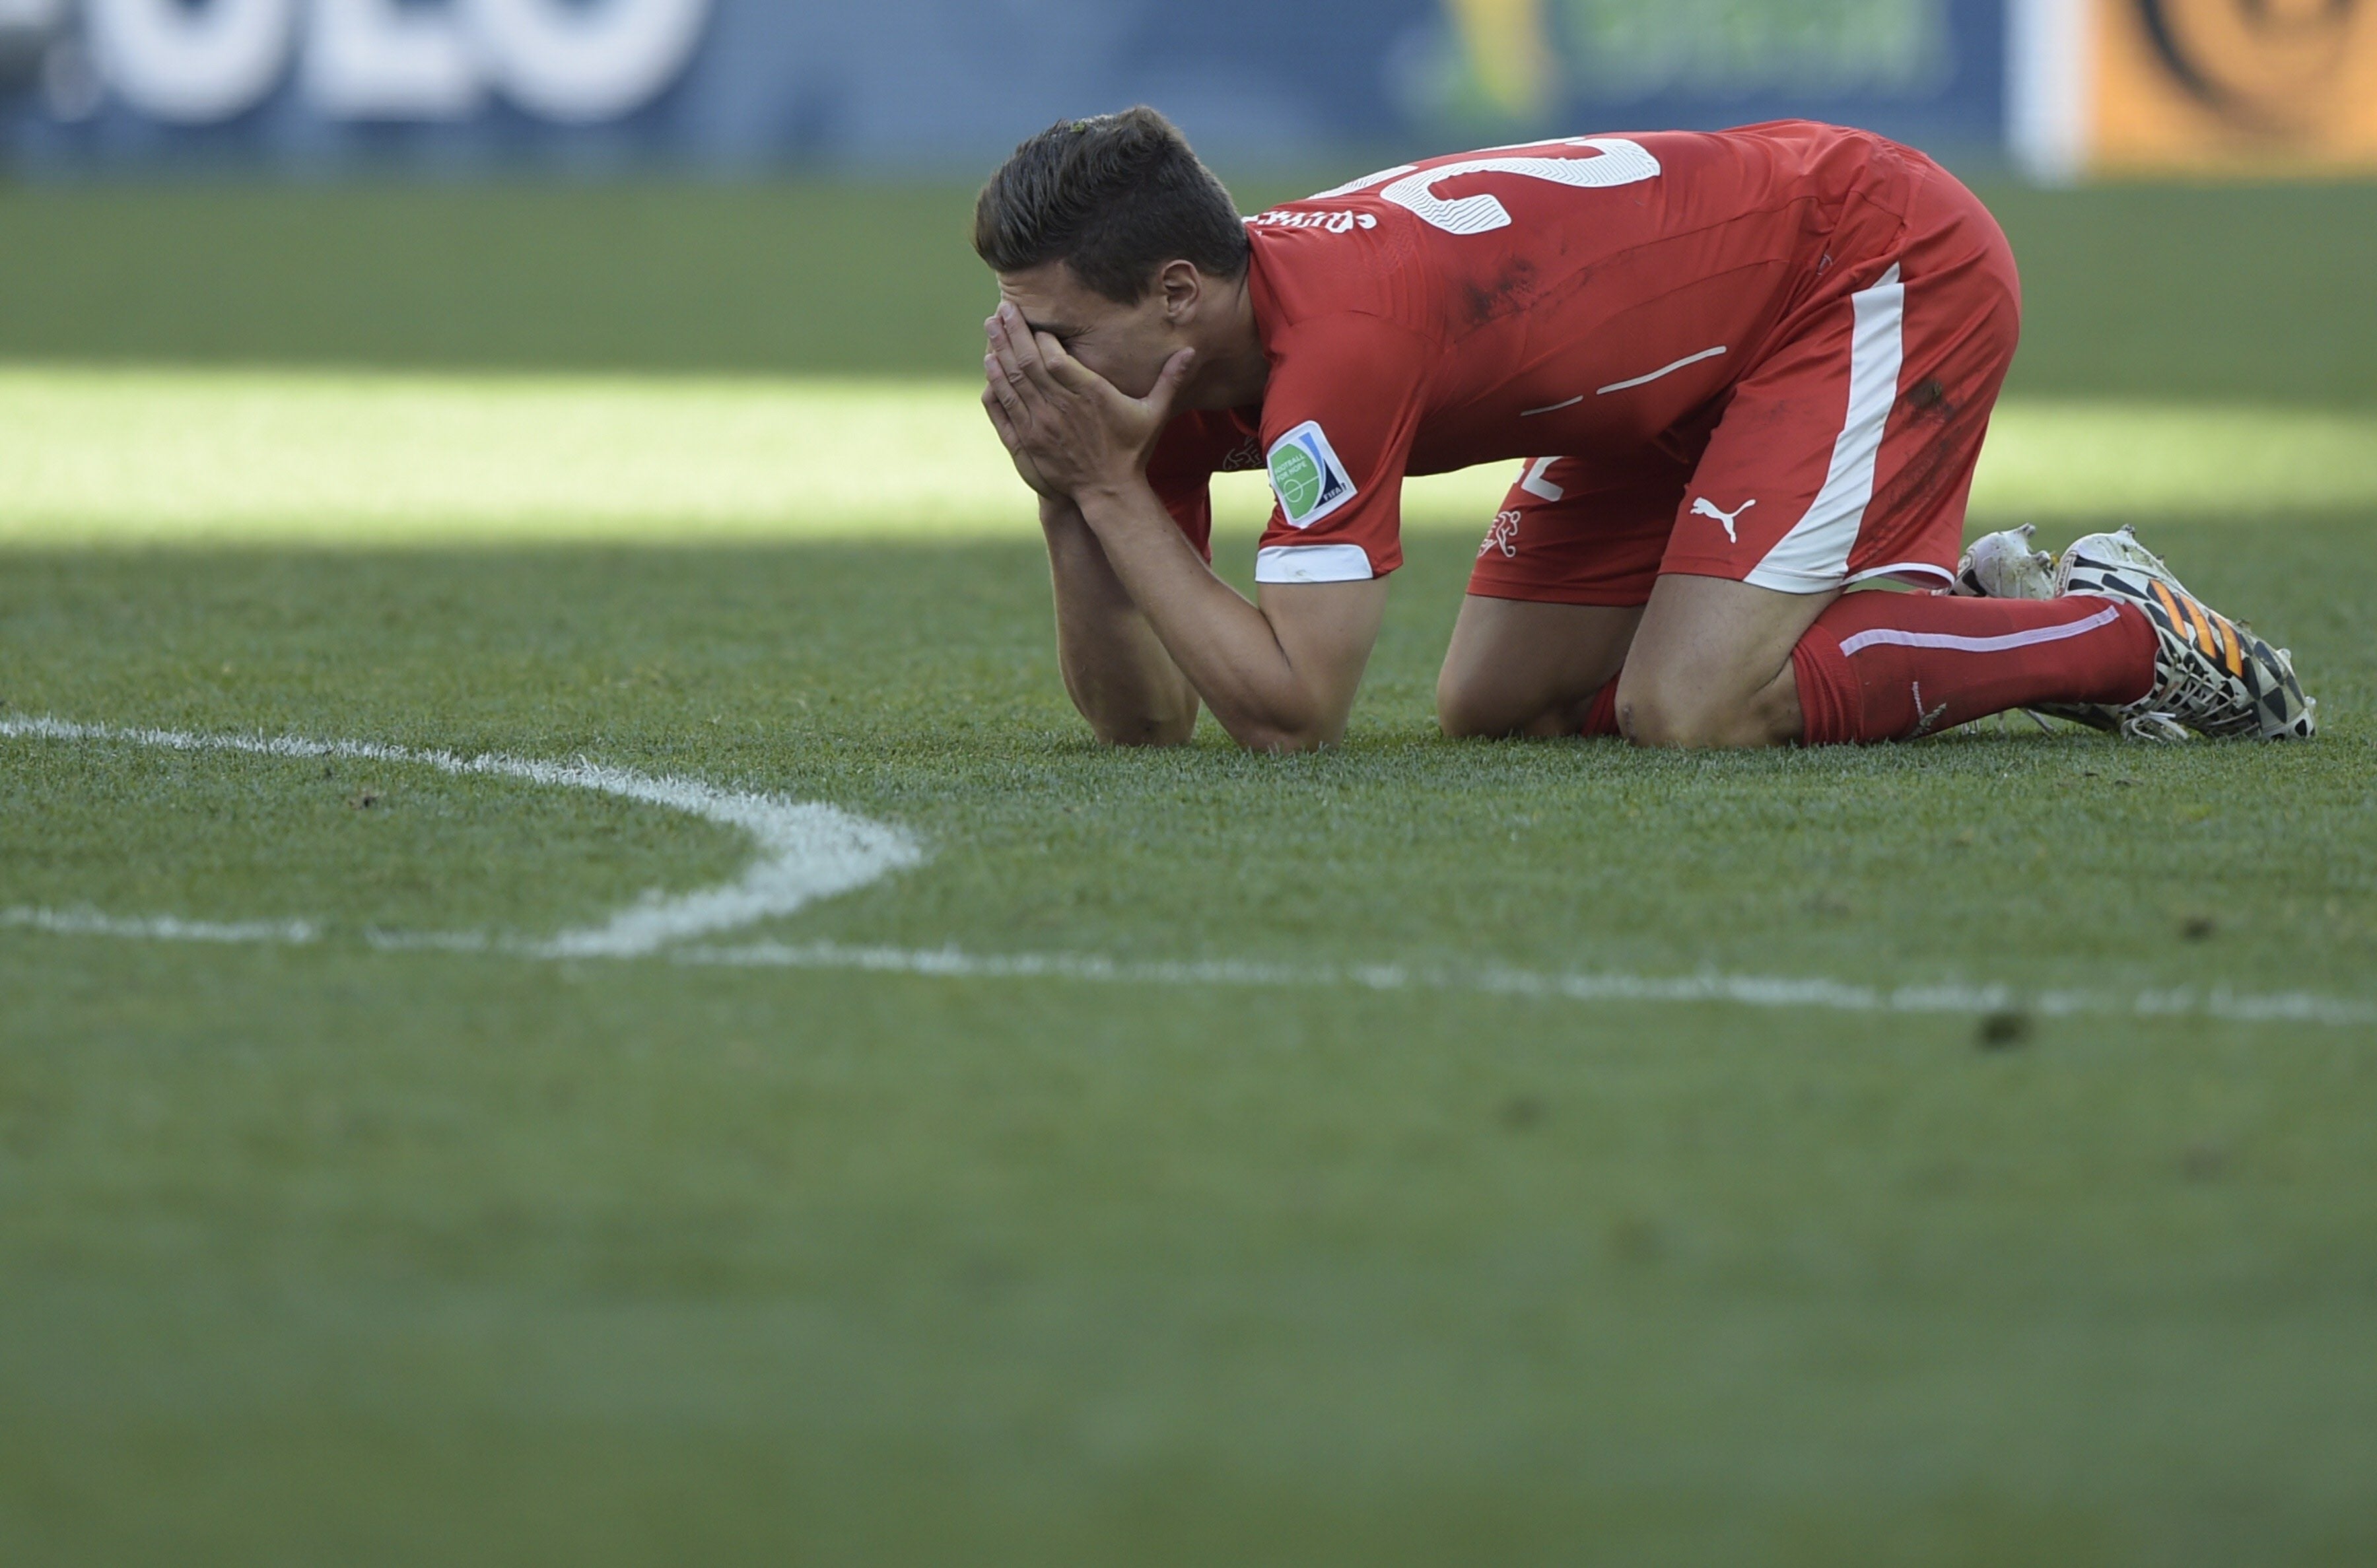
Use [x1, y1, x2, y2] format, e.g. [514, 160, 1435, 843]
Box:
[1466, 158, 2020, 605]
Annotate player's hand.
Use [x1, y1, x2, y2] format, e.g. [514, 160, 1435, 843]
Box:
[982, 302, 1193, 498]
[981, 380, 1063, 498]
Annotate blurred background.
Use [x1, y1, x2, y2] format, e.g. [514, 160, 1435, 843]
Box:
[4, 0, 2373, 177]
[0, 0, 2370, 376]
[0, 0, 2368, 520]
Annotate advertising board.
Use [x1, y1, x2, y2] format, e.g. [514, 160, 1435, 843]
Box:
[0, 0, 2011, 175]
[2014, 0, 2377, 178]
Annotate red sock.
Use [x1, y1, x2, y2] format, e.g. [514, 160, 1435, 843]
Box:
[1791, 593, 2155, 745]
[1581, 679, 1621, 737]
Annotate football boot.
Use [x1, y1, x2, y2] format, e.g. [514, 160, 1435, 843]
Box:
[2053, 526, 2316, 742]
[1954, 524, 2056, 600]
[1955, 526, 2178, 739]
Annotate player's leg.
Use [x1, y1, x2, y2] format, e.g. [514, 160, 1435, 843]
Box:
[1784, 582, 2159, 744]
[1950, 522, 2315, 740]
[1435, 457, 1678, 737]
[1616, 576, 2170, 749]
[1614, 572, 1834, 747]
[1620, 160, 2163, 747]
[1437, 597, 1640, 737]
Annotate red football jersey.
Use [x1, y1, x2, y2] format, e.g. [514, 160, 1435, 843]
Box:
[1150, 119, 1929, 586]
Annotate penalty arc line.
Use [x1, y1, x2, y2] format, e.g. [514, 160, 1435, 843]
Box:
[0, 715, 924, 957]
[4, 716, 2372, 1029]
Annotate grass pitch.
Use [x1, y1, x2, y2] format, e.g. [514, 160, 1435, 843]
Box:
[4, 368, 2376, 1565]
[3, 177, 2374, 405]
[2, 177, 2374, 1563]
[3, 367, 2373, 546]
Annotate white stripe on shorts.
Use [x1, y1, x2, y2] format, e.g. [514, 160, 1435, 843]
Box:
[1745, 263, 1906, 594]
[1838, 602, 2123, 658]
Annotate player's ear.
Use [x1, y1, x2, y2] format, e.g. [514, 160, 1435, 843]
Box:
[1157, 260, 1202, 324]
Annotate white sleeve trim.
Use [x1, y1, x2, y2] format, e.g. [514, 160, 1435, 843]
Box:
[1255, 543, 1376, 584]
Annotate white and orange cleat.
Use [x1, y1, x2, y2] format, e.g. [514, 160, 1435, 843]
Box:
[2053, 526, 2316, 742]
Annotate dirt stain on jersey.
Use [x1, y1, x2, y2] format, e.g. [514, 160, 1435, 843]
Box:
[1461, 257, 1540, 327]
[1873, 376, 1976, 518]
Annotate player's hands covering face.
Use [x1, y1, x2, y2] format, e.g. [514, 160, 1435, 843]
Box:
[981, 302, 1194, 498]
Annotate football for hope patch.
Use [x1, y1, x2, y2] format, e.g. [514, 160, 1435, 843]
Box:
[1265, 421, 1358, 528]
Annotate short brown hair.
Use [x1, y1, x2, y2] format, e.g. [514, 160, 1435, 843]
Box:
[973, 107, 1249, 304]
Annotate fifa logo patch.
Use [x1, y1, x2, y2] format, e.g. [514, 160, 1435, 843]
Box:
[1266, 421, 1358, 528]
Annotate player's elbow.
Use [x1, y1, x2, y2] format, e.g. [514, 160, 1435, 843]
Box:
[1089, 712, 1198, 748]
[1223, 714, 1332, 753]
[1068, 671, 1200, 747]
[1235, 728, 1328, 754]
[1213, 675, 1356, 752]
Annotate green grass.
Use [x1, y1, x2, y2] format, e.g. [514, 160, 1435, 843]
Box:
[1, 178, 2372, 401]
[4, 366, 2374, 546]
[3, 178, 2376, 1563]
[5, 453, 2376, 1563]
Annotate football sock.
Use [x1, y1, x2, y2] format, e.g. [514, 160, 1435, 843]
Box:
[1791, 592, 2156, 745]
[1581, 678, 1622, 737]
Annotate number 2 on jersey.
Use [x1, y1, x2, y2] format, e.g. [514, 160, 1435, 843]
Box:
[1318, 138, 1661, 238]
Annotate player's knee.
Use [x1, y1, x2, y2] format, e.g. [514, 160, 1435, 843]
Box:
[1617, 687, 1707, 749]
[1435, 664, 1520, 739]
[1616, 676, 1756, 750]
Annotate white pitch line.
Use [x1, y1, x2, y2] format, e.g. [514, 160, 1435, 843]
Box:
[0, 715, 923, 956]
[7, 914, 2368, 1027]
[669, 941, 2377, 1029]
[7, 716, 2375, 1031]
[5, 908, 2371, 1030]
[1, 906, 320, 945]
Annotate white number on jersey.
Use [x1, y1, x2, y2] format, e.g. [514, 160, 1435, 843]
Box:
[1313, 138, 1662, 238]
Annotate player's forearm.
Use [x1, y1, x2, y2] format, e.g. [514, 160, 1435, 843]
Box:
[1070, 483, 1340, 752]
[1041, 498, 1200, 746]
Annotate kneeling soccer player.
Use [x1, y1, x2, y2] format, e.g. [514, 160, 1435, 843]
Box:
[975, 108, 2314, 751]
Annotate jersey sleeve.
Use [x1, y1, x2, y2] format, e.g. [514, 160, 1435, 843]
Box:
[1146, 410, 1258, 564]
[1253, 315, 1435, 586]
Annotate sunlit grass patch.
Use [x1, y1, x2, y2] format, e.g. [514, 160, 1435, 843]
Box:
[3, 366, 2374, 547]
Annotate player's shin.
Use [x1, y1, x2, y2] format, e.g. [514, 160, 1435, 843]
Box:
[1789, 591, 2156, 745]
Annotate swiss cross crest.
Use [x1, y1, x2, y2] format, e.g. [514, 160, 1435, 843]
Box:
[1480, 509, 1521, 560]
